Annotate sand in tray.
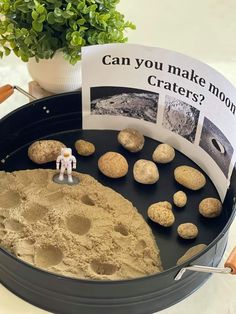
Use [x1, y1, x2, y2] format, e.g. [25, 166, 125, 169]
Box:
[0, 169, 162, 280]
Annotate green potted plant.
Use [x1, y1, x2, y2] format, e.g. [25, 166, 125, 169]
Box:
[0, 0, 135, 93]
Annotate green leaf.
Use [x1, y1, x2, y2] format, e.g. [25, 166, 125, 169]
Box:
[6, 34, 15, 40]
[47, 12, 55, 24]
[10, 41, 16, 49]
[66, 3, 72, 10]
[54, 7, 62, 17]
[72, 23, 78, 31]
[32, 10, 38, 20]
[37, 14, 46, 23]
[3, 3, 10, 11]
[7, 23, 14, 32]
[125, 21, 136, 30]
[71, 31, 83, 46]
[81, 5, 89, 14]
[79, 26, 88, 32]
[0, 28, 5, 36]
[20, 54, 29, 62]
[21, 28, 28, 36]
[24, 37, 32, 45]
[27, 2, 35, 9]
[88, 4, 97, 12]
[13, 47, 20, 57]
[18, 49, 29, 62]
[77, 18, 85, 25]
[65, 31, 72, 41]
[68, 19, 78, 30]
[54, 15, 65, 24]
[61, 10, 74, 19]
[36, 4, 45, 15]
[77, 2, 85, 11]
[0, 38, 6, 46]
[17, 4, 30, 13]
[32, 20, 43, 32]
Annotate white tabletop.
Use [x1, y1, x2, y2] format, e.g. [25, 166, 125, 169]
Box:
[0, 0, 236, 313]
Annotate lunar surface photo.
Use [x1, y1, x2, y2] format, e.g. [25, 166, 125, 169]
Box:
[90, 86, 159, 123]
[199, 117, 234, 177]
[162, 96, 200, 143]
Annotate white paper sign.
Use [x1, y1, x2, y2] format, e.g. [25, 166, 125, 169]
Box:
[82, 43, 236, 199]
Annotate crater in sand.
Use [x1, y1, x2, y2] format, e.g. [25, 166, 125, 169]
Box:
[66, 215, 91, 236]
[80, 194, 95, 206]
[90, 260, 117, 276]
[0, 230, 7, 238]
[0, 190, 21, 209]
[35, 245, 63, 267]
[4, 219, 24, 232]
[114, 223, 129, 236]
[22, 203, 48, 222]
[0, 215, 5, 223]
[135, 240, 147, 251]
[44, 191, 64, 203]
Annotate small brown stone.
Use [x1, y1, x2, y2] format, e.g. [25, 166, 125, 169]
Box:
[152, 144, 175, 163]
[177, 223, 198, 239]
[147, 202, 175, 227]
[199, 198, 222, 218]
[118, 128, 144, 152]
[75, 140, 95, 156]
[173, 191, 187, 207]
[133, 159, 159, 184]
[98, 152, 128, 178]
[28, 140, 65, 164]
[174, 165, 206, 190]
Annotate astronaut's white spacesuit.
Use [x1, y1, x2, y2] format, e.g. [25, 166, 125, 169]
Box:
[56, 148, 76, 183]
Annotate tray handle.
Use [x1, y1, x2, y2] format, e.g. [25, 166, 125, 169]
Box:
[175, 246, 236, 280]
[0, 85, 37, 104]
[0, 84, 14, 104]
[225, 246, 236, 274]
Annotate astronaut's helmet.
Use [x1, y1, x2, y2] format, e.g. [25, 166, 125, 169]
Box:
[61, 147, 72, 157]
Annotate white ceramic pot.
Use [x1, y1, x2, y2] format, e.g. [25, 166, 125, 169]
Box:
[27, 51, 82, 94]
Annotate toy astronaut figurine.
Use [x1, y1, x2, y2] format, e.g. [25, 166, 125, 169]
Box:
[56, 148, 77, 183]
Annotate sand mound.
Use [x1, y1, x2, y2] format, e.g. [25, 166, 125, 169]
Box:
[0, 169, 162, 280]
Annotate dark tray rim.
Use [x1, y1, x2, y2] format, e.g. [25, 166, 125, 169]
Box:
[0, 91, 235, 284]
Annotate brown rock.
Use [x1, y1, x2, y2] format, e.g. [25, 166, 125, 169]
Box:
[118, 128, 145, 152]
[28, 140, 65, 164]
[173, 191, 187, 207]
[98, 152, 128, 178]
[152, 144, 175, 163]
[75, 139, 95, 156]
[199, 198, 222, 218]
[147, 202, 175, 227]
[177, 223, 198, 239]
[174, 165, 206, 190]
[133, 159, 159, 184]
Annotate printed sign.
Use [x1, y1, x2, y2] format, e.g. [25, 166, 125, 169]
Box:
[82, 44, 236, 199]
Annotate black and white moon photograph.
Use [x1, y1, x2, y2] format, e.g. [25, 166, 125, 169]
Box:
[162, 95, 200, 143]
[90, 86, 159, 123]
[199, 117, 234, 177]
